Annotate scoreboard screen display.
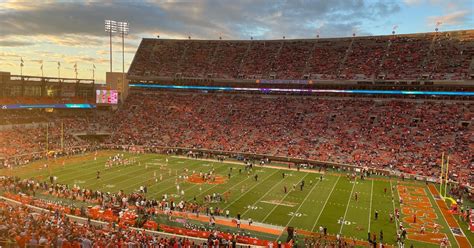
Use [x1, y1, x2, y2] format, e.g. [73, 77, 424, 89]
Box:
[96, 90, 118, 104]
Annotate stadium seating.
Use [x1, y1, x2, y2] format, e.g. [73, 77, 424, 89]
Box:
[1, 91, 472, 185]
[107, 92, 472, 183]
[128, 30, 474, 80]
[0, 198, 210, 247]
[0, 96, 93, 105]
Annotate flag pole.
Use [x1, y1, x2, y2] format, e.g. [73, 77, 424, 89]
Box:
[20, 57, 24, 77]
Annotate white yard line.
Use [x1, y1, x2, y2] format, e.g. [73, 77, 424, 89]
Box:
[427, 186, 463, 248]
[261, 174, 310, 222]
[54, 155, 142, 180]
[60, 154, 144, 176]
[241, 172, 293, 216]
[311, 176, 341, 232]
[188, 173, 253, 202]
[223, 170, 279, 210]
[63, 156, 155, 188]
[368, 179, 374, 233]
[115, 159, 204, 193]
[339, 178, 357, 234]
[151, 161, 230, 196]
[171, 155, 325, 174]
[389, 181, 399, 229]
[277, 179, 321, 240]
[390, 180, 401, 248]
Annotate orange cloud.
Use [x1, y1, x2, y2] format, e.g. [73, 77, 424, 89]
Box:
[427, 10, 471, 25]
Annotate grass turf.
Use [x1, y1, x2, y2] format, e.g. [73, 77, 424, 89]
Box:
[1, 151, 472, 247]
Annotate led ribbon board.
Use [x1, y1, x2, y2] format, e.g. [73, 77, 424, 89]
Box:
[1, 104, 96, 109]
[129, 84, 474, 96]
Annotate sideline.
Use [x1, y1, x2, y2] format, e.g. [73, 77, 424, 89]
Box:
[171, 156, 326, 174]
[427, 184, 472, 248]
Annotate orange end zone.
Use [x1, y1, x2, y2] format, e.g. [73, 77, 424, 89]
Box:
[397, 184, 448, 245]
[427, 184, 472, 248]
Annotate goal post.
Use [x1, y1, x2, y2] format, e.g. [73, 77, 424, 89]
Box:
[444, 156, 449, 197]
[439, 152, 444, 195]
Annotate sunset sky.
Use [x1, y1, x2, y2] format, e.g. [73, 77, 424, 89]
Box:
[0, 0, 472, 83]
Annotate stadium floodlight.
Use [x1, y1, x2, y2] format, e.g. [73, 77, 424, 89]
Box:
[105, 20, 117, 72]
[117, 21, 129, 35]
[117, 21, 129, 104]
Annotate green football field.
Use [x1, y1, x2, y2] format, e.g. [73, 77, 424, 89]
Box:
[2, 150, 472, 247]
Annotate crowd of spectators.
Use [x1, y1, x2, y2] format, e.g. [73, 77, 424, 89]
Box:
[424, 32, 474, 80]
[179, 41, 219, 78]
[0, 109, 113, 166]
[0, 176, 274, 247]
[109, 91, 472, 184]
[0, 198, 213, 248]
[381, 36, 432, 80]
[339, 37, 386, 80]
[1, 91, 472, 185]
[127, 30, 474, 81]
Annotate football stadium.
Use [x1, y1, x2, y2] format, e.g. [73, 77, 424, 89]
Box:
[0, 1, 473, 248]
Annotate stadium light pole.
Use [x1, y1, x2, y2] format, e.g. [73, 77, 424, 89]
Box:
[105, 20, 117, 72]
[117, 21, 129, 103]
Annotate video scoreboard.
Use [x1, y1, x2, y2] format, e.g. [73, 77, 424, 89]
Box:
[96, 90, 118, 104]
